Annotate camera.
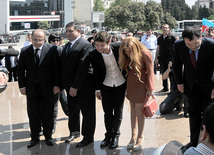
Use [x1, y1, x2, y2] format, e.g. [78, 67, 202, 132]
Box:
[0, 66, 8, 93]
[0, 49, 19, 57]
[0, 48, 19, 93]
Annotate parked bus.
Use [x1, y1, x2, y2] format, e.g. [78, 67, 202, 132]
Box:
[176, 20, 214, 30]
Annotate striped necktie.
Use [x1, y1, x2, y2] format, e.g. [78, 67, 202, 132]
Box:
[34, 48, 40, 67]
[190, 51, 196, 70]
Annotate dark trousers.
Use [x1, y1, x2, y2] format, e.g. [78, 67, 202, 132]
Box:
[59, 89, 68, 116]
[27, 85, 54, 140]
[101, 83, 126, 138]
[159, 90, 189, 114]
[160, 61, 175, 90]
[66, 73, 96, 140]
[186, 83, 212, 147]
[8, 66, 18, 82]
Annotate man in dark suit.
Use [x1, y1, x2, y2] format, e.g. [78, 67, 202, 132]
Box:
[61, 22, 95, 147]
[18, 29, 60, 148]
[173, 27, 214, 152]
[5, 45, 18, 82]
[89, 31, 126, 149]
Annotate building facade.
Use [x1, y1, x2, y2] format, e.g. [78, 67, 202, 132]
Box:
[0, 0, 93, 34]
[195, 0, 214, 10]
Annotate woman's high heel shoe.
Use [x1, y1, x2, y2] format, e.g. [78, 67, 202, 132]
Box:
[133, 136, 144, 151]
[133, 144, 142, 151]
[127, 142, 135, 149]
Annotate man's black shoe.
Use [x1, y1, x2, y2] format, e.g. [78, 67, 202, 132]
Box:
[184, 112, 189, 118]
[76, 139, 93, 147]
[181, 142, 193, 153]
[158, 88, 169, 93]
[100, 137, 111, 148]
[109, 137, 119, 149]
[27, 138, 40, 148]
[46, 138, 54, 146]
[64, 133, 80, 143]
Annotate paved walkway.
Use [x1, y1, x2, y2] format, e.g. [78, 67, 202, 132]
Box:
[0, 37, 190, 155]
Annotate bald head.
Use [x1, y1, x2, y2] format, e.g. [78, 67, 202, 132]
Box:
[32, 29, 46, 48]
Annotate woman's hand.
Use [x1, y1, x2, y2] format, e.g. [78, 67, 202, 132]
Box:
[146, 90, 153, 99]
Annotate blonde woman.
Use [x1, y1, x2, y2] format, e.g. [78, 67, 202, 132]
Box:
[119, 37, 154, 151]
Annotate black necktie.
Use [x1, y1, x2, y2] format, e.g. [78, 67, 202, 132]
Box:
[66, 42, 72, 53]
[34, 48, 40, 67]
[190, 51, 196, 70]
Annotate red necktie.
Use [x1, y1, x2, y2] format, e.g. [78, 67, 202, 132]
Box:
[190, 51, 196, 70]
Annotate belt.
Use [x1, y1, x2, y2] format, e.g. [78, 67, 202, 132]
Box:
[149, 49, 155, 50]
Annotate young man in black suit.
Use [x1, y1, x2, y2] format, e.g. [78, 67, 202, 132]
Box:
[18, 29, 60, 148]
[89, 31, 126, 149]
[173, 27, 214, 152]
[60, 22, 95, 147]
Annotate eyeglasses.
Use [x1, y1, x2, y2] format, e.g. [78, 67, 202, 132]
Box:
[51, 39, 60, 42]
[33, 38, 44, 42]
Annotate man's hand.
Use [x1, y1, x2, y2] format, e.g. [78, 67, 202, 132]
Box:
[20, 88, 26, 95]
[177, 84, 184, 93]
[96, 91, 102, 100]
[168, 61, 172, 69]
[69, 87, 77, 97]
[211, 89, 214, 99]
[154, 58, 158, 65]
[0, 72, 8, 85]
[53, 86, 60, 94]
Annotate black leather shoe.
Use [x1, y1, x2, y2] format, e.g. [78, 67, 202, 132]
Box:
[184, 112, 189, 118]
[76, 139, 93, 147]
[100, 137, 111, 148]
[65, 133, 80, 143]
[109, 137, 119, 149]
[46, 138, 54, 146]
[181, 142, 193, 153]
[27, 139, 40, 148]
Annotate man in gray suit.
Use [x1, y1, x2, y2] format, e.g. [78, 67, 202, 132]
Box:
[61, 22, 95, 147]
[18, 29, 60, 148]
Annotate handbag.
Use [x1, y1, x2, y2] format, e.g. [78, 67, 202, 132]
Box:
[143, 95, 158, 118]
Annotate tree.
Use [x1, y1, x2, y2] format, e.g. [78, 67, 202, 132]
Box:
[163, 12, 177, 29]
[110, 0, 130, 8]
[161, 0, 193, 20]
[93, 0, 105, 11]
[37, 21, 50, 30]
[104, 1, 177, 31]
[198, 5, 213, 20]
[105, 2, 146, 32]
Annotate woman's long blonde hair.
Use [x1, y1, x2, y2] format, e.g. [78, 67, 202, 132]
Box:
[119, 37, 147, 82]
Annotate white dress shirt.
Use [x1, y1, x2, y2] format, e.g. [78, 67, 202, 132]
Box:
[141, 34, 157, 50]
[101, 49, 125, 87]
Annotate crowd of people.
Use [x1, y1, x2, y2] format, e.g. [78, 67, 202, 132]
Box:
[0, 22, 214, 154]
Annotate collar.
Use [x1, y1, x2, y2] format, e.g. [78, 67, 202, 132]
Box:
[69, 36, 81, 45]
[33, 45, 43, 51]
[196, 143, 214, 154]
[101, 47, 113, 56]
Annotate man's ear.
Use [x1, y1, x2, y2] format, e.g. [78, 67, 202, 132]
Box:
[200, 125, 208, 141]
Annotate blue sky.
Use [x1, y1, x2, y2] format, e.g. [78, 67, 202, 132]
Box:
[150, 0, 196, 7]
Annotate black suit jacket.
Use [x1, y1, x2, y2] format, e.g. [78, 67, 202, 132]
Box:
[5, 55, 18, 71]
[18, 43, 60, 97]
[60, 37, 92, 90]
[89, 42, 126, 90]
[173, 38, 214, 94]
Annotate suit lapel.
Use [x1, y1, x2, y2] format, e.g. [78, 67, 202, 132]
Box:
[39, 44, 49, 66]
[65, 37, 81, 58]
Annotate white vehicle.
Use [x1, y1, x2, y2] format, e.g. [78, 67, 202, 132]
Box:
[173, 29, 184, 37]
